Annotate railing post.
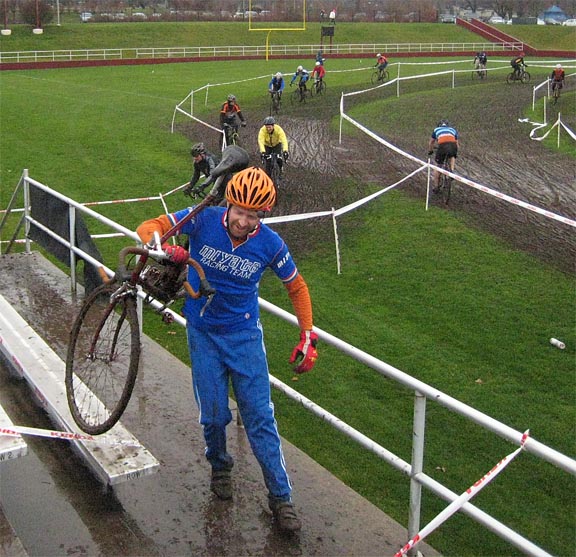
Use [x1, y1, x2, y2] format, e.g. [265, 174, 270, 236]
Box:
[23, 169, 31, 254]
[407, 391, 426, 557]
[68, 205, 77, 295]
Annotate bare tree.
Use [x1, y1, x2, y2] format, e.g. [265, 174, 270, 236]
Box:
[491, 0, 514, 18]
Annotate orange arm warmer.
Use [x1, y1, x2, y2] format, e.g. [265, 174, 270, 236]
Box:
[285, 274, 313, 331]
[136, 215, 173, 244]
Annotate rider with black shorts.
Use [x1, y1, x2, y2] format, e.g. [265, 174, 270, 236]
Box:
[428, 119, 459, 192]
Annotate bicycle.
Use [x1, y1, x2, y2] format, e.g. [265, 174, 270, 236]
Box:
[222, 122, 240, 146]
[550, 82, 563, 105]
[290, 85, 311, 105]
[506, 67, 530, 84]
[269, 90, 282, 114]
[371, 68, 389, 85]
[471, 64, 487, 80]
[66, 201, 216, 435]
[262, 152, 284, 189]
[432, 155, 454, 205]
[310, 78, 326, 96]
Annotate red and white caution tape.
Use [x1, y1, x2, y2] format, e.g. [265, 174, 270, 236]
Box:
[395, 430, 530, 557]
[0, 424, 141, 448]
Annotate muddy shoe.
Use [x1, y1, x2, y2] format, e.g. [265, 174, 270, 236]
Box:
[210, 469, 232, 500]
[269, 500, 302, 532]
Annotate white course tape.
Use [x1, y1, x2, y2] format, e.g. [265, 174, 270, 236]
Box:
[395, 430, 530, 557]
[0, 424, 142, 448]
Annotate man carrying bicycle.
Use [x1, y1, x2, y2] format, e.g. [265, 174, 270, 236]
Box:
[289, 66, 310, 100]
[219, 94, 247, 146]
[427, 119, 459, 193]
[257, 116, 289, 179]
[311, 61, 326, 93]
[184, 143, 220, 197]
[268, 72, 285, 99]
[550, 63, 565, 95]
[510, 52, 526, 79]
[375, 53, 388, 78]
[136, 167, 318, 532]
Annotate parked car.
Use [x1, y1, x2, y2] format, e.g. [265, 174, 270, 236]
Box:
[439, 14, 456, 23]
[562, 18, 576, 26]
[80, 12, 92, 22]
[489, 16, 505, 24]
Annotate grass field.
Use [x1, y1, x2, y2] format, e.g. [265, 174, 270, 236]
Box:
[1, 21, 575, 51]
[0, 22, 574, 557]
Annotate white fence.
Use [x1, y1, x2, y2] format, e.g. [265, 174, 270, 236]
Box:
[2, 169, 575, 557]
[0, 41, 526, 64]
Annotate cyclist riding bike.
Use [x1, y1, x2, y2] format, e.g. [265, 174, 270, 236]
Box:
[184, 143, 220, 197]
[510, 52, 526, 79]
[550, 63, 565, 94]
[375, 53, 388, 77]
[257, 116, 289, 179]
[427, 119, 459, 193]
[311, 61, 326, 91]
[473, 51, 488, 73]
[268, 72, 285, 99]
[220, 94, 247, 146]
[289, 66, 310, 100]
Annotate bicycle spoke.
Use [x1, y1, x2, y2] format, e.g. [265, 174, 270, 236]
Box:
[66, 282, 141, 434]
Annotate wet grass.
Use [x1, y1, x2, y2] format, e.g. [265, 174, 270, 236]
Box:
[1, 40, 574, 557]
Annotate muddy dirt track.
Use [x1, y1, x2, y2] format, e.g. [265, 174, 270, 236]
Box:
[180, 76, 575, 275]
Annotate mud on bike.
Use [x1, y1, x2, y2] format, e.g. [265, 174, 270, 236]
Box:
[222, 122, 241, 146]
[262, 152, 284, 189]
[506, 66, 530, 84]
[371, 68, 389, 85]
[65, 201, 215, 435]
[310, 78, 326, 96]
[290, 85, 311, 105]
[430, 153, 454, 205]
[269, 90, 282, 114]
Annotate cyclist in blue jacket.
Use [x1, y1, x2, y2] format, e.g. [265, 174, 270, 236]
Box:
[427, 119, 459, 192]
[136, 167, 319, 533]
[268, 72, 285, 99]
[290, 65, 310, 100]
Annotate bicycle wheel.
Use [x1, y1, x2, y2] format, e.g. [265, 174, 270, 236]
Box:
[66, 281, 141, 435]
[269, 156, 282, 189]
[290, 88, 303, 105]
[442, 176, 452, 205]
[506, 72, 515, 84]
[370, 70, 380, 85]
[317, 80, 327, 95]
[521, 71, 530, 84]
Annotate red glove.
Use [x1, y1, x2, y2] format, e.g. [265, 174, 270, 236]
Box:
[289, 330, 319, 374]
[162, 243, 189, 265]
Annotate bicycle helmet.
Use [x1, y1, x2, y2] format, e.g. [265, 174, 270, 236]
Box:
[226, 167, 277, 211]
[297, 65, 303, 72]
[438, 119, 450, 127]
[556, 63, 562, 69]
[263, 116, 275, 126]
[376, 53, 381, 57]
[275, 72, 283, 78]
[190, 142, 206, 157]
[227, 94, 236, 102]
[315, 61, 321, 66]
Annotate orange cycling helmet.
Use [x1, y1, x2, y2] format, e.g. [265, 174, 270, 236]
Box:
[226, 167, 277, 211]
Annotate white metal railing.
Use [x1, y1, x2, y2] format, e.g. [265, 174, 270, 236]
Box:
[1, 171, 573, 557]
[0, 41, 526, 64]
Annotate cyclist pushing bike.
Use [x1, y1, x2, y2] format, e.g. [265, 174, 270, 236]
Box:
[184, 143, 220, 197]
[427, 119, 459, 193]
[290, 65, 310, 101]
[258, 116, 289, 180]
[185, 145, 250, 204]
[220, 94, 247, 147]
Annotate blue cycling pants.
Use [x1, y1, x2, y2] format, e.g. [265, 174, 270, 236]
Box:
[186, 322, 292, 500]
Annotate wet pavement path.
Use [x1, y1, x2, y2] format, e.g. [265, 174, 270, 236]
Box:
[0, 252, 440, 557]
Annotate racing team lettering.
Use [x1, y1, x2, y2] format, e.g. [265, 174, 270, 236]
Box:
[199, 245, 261, 279]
